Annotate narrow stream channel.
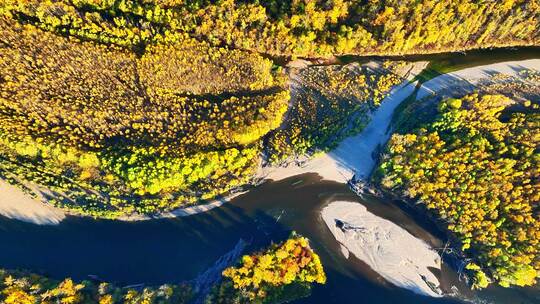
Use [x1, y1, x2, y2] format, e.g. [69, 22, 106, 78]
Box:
[338, 46, 540, 81]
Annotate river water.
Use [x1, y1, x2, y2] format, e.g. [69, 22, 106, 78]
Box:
[2, 48, 540, 303]
[0, 174, 538, 303]
[339, 46, 540, 80]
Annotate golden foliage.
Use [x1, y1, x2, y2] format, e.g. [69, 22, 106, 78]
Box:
[0, 269, 193, 304]
[2, 0, 538, 57]
[0, 16, 289, 217]
[221, 236, 326, 302]
[379, 94, 540, 287]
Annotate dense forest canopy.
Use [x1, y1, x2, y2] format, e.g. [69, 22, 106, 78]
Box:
[0, 0, 539, 295]
[0, 15, 289, 216]
[378, 94, 539, 288]
[0, 269, 193, 304]
[0, 1, 410, 217]
[1, 0, 538, 57]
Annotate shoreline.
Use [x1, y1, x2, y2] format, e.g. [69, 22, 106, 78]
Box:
[377, 187, 468, 268]
[288, 44, 540, 66]
[0, 180, 65, 225]
[0, 178, 250, 224]
[262, 58, 540, 186]
[256, 61, 428, 183]
[115, 190, 250, 221]
[1, 59, 540, 225]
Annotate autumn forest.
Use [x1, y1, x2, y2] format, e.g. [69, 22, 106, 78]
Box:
[0, 1, 539, 304]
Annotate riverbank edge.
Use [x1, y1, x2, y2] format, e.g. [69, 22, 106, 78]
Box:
[2, 58, 540, 225]
[365, 60, 540, 289]
[283, 43, 540, 66]
[0, 180, 253, 224]
[0, 60, 422, 224]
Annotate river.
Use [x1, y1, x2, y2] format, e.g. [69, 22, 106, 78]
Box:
[1, 48, 540, 303]
[338, 46, 540, 83]
[0, 174, 538, 303]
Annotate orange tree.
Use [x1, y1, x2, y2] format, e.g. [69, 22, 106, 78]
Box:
[208, 235, 326, 303]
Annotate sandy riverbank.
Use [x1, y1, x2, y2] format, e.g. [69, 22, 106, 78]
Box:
[0, 177, 248, 224]
[416, 59, 540, 100]
[321, 201, 443, 297]
[0, 180, 65, 225]
[257, 61, 427, 183]
[256, 80, 419, 183]
[260, 59, 540, 184]
[116, 191, 249, 221]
